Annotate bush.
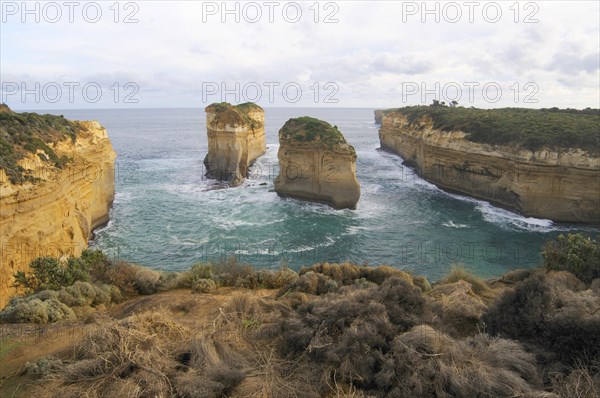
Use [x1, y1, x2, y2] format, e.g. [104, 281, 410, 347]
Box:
[543, 234, 600, 284]
[0, 281, 120, 324]
[483, 272, 600, 363]
[277, 277, 428, 392]
[191, 278, 216, 293]
[379, 326, 542, 397]
[13, 256, 90, 293]
[279, 263, 428, 296]
[0, 297, 76, 324]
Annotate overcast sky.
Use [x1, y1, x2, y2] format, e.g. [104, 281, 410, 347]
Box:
[1, 0, 599, 109]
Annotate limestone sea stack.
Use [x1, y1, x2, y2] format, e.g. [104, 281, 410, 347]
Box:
[379, 108, 600, 223]
[274, 117, 360, 210]
[204, 102, 266, 186]
[374, 110, 384, 124]
[0, 105, 116, 306]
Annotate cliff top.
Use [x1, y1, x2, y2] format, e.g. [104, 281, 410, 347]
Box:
[279, 117, 356, 154]
[205, 102, 263, 129]
[0, 106, 83, 184]
[383, 105, 600, 155]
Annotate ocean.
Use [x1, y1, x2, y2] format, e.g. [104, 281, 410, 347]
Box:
[36, 107, 598, 281]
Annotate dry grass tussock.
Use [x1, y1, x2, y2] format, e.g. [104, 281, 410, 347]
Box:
[25, 293, 320, 398]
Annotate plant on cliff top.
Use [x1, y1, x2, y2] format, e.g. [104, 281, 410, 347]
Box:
[13, 256, 91, 293]
[387, 105, 600, 154]
[279, 116, 354, 153]
[205, 102, 263, 130]
[0, 106, 83, 183]
[542, 233, 600, 284]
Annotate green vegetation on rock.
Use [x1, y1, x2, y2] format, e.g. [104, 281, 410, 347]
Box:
[0, 104, 81, 184]
[542, 233, 600, 283]
[205, 102, 263, 130]
[279, 116, 354, 153]
[387, 105, 600, 154]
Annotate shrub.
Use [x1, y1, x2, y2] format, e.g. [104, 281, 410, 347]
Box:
[0, 281, 120, 324]
[379, 326, 542, 397]
[277, 277, 428, 392]
[191, 278, 216, 293]
[13, 256, 90, 293]
[25, 356, 63, 377]
[0, 297, 76, 324]
[543, 234, 600, 284]
[483, 273, 600, 363]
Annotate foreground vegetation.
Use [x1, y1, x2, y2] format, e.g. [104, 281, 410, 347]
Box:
[387, 105, 600, 154]
[1, 233, 598, 397]
[0, 104, 82, 184]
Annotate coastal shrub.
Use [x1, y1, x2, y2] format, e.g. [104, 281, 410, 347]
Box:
[393, 105, 600, 154]
[25, 356, 64, 377]
[277, 271, 338, 296]
[0, 107, 82, 183]
[379, 326, 542, 397]
[428, 280, 487, 337]
[13, 256, 90, 293]
[277, 278, 427, 390]
[543, 234, 600, 284]
[0, 281, 120, 323]
[439, 265, 491, 296]
[284, 262, 429, 296]
[191, 278, 217, 293]
[483, 273, 600, 363]
[0, 297, 76, 324]
[550, 363, 600, 398]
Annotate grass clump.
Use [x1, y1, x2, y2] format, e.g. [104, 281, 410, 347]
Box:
[387, 105, 600, 154]
[439, 265, 491, 296]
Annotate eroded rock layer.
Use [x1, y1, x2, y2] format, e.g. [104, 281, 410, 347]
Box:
[379, 110, 600, 223]
[274, 117, 360, 210]
[204, 102, 266, 186]
[0, 108, 116, 306]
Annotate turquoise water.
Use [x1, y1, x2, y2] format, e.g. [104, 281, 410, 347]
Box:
[41, 108, 598, 280]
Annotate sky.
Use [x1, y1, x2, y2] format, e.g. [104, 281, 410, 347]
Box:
[1, 0, 599, 109]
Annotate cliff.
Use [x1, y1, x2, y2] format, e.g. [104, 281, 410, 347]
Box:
[0, 107, 116, 306]
[274, 117, 360, 209]
[204, 102, 266, 186]
[379, 109, 600, 223]
[374, 109, 384, 124]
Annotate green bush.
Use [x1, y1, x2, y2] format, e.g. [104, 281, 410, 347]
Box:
[0, 297, 76, 324]
[13, 256, 90, 293]
[191, 278, 217, 293]
[388, 106, 600, 154]
[0, 107, 82, 183]
[543, 234, 600, 284]
[0, 281, 120, 324]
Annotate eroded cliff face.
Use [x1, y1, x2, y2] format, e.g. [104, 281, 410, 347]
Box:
[0, 120, 116, 306]
[274, 117, 360, 210]
[379, 111, 600, 223]
[204, 103, 266, 186]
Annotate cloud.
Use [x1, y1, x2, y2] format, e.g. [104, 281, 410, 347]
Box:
[1, 1, 598, 109]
